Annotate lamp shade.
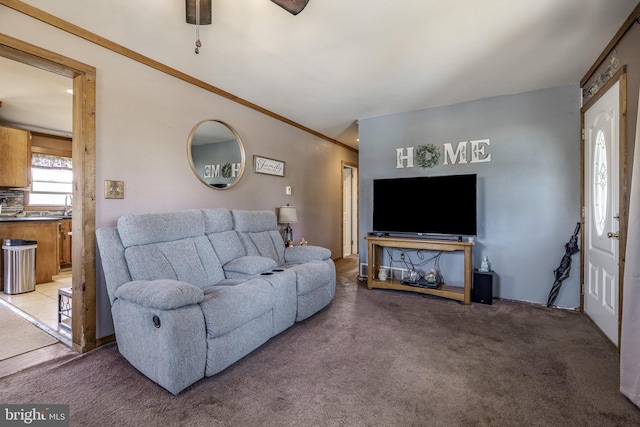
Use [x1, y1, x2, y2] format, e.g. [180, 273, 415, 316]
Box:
[278, 206, 298, 224]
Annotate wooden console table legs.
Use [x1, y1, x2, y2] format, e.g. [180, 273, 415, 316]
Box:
[366, 236, 474, 305]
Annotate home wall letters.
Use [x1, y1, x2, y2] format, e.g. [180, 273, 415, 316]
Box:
[396, 139, 492, 169]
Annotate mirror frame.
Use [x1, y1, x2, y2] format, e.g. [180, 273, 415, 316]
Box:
[187, 119, 246, 190]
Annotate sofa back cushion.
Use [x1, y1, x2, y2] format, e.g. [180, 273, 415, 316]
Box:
[118, 210, 226, 289]
[232, 210, 285, 265]
[96, 227, 133, 305]
[207, 230, 246, 265]
[201, 209, 247, 265]
[232, 210, 278, 233]
[118, 209, 204, 247]
[201, 208, 234, 234]
[125, 236, 225, 288]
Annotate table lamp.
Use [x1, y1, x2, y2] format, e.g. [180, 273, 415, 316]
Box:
[278, 205, 298, 246]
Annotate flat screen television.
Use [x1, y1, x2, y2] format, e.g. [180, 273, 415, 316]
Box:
[372, 174, 477, 237]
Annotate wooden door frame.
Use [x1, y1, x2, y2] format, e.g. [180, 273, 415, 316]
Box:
[0, 32, 97, 353]
[341, 161, 359, 259]
[580, 66, 627, 346]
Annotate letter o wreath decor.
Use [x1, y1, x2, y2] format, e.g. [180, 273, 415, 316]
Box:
[221, 163, 233, 178]
[416, 144, 440, 168]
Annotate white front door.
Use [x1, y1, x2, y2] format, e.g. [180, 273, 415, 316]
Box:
[583, 80, 621, 346]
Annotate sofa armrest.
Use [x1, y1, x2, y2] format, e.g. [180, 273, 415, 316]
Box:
[114, 279, 204, 310]
[224, 256, 278, 276]
[284, 245, 331, 263]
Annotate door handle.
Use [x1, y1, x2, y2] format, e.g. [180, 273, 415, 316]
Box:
[607, 231, 619, 239]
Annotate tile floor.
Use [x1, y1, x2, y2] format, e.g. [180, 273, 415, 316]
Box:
[0, 272, 72, 346]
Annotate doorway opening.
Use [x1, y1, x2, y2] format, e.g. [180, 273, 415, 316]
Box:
[0, 33, 97, 354]
[342, 162, 359, 258]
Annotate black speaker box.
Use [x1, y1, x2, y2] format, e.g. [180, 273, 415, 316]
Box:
[473, 269, 494, 305]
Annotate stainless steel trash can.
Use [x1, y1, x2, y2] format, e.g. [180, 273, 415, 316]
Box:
[2, 239, 37, 295]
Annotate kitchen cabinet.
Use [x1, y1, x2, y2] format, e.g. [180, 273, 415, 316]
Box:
[0, 219, 58, 284]
[0, 125, 31, 188]
[59, 219, 72, 268]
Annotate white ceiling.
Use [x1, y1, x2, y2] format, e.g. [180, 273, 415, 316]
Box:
[1, 0, 638, 149]
[0, 56, 73, 138]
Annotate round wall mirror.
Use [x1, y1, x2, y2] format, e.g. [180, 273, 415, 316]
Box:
[187, 120, 246, 189]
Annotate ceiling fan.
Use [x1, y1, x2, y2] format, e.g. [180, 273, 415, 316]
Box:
[187, 0, 310, 53]
[186, 0, 309, 24]
[270, 0, 310, 15]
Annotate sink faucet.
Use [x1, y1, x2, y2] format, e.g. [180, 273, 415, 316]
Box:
[64, 194, 73, 216]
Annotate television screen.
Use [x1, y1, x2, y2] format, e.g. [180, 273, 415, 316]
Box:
[373, 174, 477, 237]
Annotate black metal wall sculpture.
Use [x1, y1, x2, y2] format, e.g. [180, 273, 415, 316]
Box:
[547, 222, 581, 307]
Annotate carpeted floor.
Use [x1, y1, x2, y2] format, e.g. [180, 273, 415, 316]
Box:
[1, 255, 639, 426]
[0, 303, 59, 361]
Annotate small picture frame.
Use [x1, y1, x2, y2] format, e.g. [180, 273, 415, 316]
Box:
[253, 155, 285, 177]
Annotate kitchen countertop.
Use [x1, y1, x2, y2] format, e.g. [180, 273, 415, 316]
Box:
[0, 216, 72, 222]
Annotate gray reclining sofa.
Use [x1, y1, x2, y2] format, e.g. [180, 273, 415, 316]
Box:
[96, 208, 336, 394]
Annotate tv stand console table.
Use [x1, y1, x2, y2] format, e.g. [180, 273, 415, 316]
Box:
[366, 236, 474, 305]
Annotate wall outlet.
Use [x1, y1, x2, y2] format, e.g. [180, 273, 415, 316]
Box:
[359, 263, 367, 277]
[104, 180, 124, 199]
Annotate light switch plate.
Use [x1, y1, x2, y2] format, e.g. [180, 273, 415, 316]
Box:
[104, 180, 124, 199]
[286, 186, 292, 195]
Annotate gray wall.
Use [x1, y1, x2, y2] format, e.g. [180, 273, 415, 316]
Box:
[359, 85, 581, 308]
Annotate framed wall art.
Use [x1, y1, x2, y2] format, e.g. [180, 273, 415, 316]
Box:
[253, 155, 285, 177]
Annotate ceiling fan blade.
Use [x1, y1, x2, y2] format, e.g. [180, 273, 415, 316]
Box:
[271, 0, 309, 15]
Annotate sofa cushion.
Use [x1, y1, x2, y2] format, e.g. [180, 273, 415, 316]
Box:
[284, 245, 331, 263]
[207, 230, 246, 265]
[232, 210, 278, 232]
[95, 227, 133, 305]
[114, 279, 204, 310]
[118, 210, 204, 248]
[201, 208, 234, 233]
[215, 278, 247, 286]
[124, 236, 225, 289]
[232, 210, 287, 265]
[224, 256, 278, 278]
[238, 231, 285, 264]
[199, 279, 274, 337]
[289, 260, 332, 295]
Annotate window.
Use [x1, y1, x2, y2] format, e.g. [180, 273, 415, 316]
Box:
[593, 129, 608, 237]
[29, 153, 73, 207]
